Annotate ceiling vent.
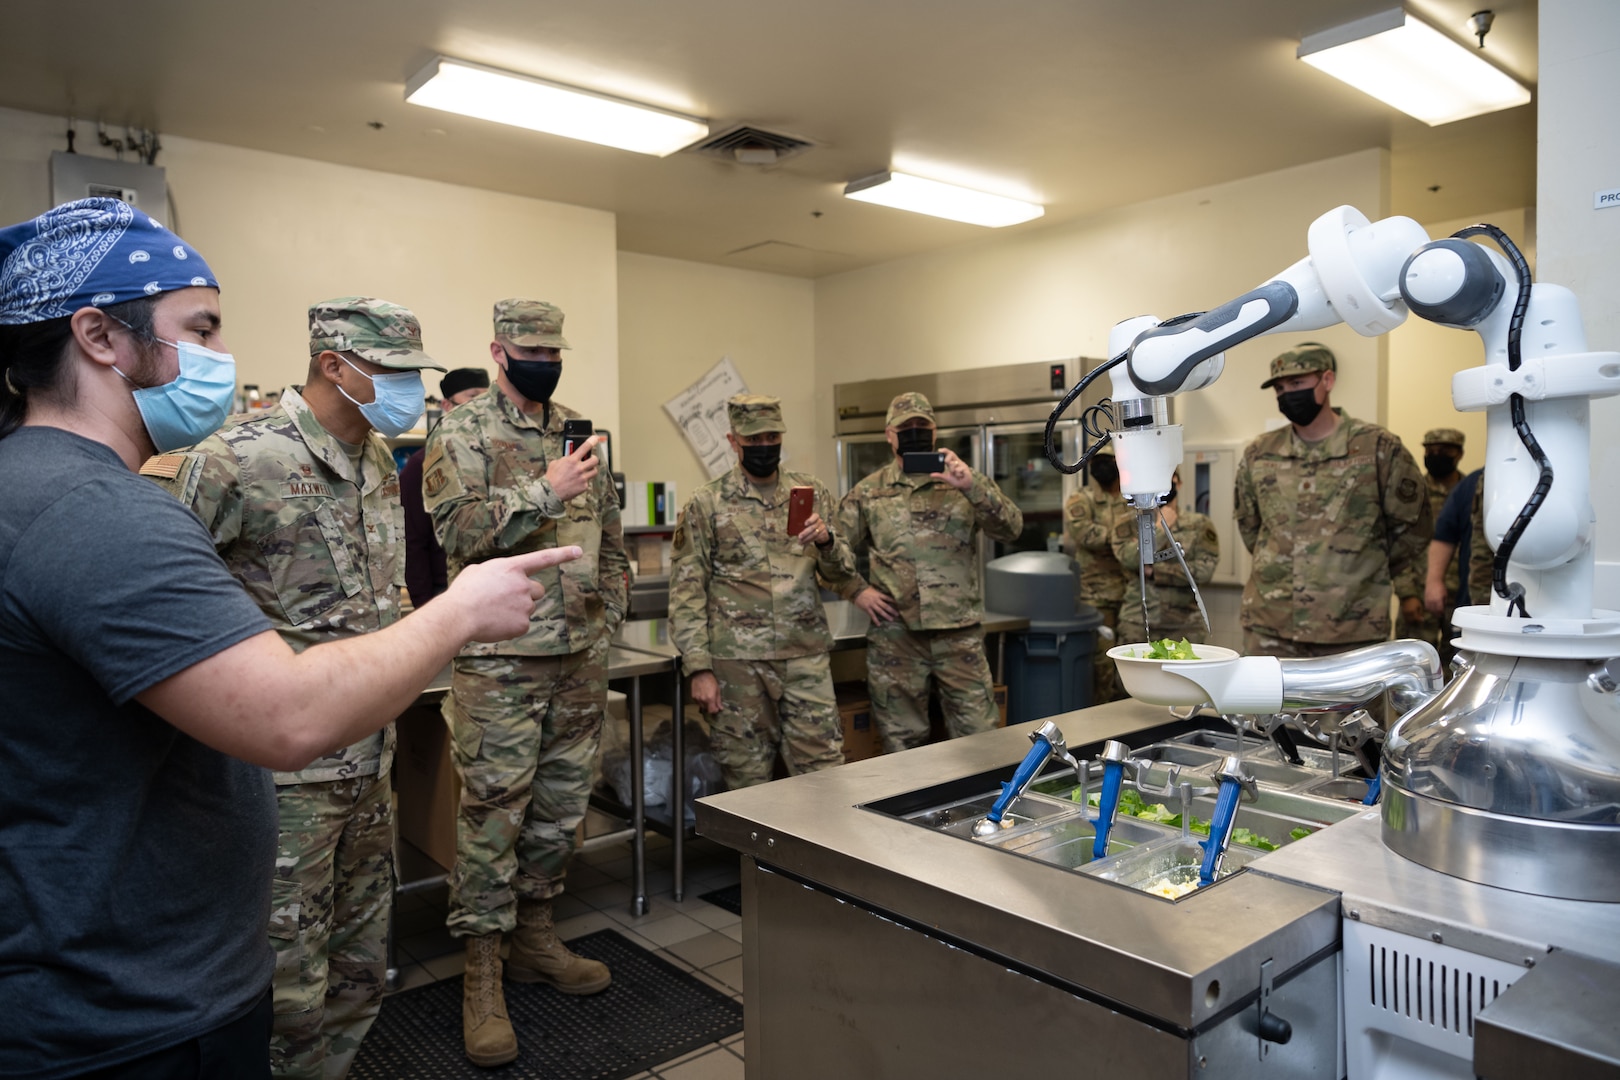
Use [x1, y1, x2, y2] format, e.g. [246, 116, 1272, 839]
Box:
[690, 125, 813, 166]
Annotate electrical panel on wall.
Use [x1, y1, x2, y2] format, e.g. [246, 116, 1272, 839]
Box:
[50, 152, 168, 224]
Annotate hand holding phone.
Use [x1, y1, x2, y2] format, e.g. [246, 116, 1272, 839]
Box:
[546, 429, 601, 501]
[562, 419, 594, 456]
[786, 486, 815, 536]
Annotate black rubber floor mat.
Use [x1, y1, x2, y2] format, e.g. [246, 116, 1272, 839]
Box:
[351, 929, 742, 1079]
[698, 884, 742, 916]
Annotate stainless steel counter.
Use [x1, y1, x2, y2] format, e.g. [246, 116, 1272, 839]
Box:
[1252, 811, 1620, 968]
[697, 701, 1344, 1077]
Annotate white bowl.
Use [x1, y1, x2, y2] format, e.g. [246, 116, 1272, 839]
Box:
[1108, 642, 1241, 706]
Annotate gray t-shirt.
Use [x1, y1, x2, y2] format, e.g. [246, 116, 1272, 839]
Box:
[0, 427, 277, 1078]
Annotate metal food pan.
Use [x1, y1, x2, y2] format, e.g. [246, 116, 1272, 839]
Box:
[991, 814, 1170, 870]
[905, 791, 1084, 840]
[1131, 743, 1225, 768]
[1079, 836, 1262, 897]
[1300, 776, 1376, 803]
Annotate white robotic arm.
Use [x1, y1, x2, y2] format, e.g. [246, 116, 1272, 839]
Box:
[1080, 204, 1620, 652]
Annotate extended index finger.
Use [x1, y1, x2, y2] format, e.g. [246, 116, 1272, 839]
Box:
[506, 545, 585, 575]
[573, 434, 603, 459]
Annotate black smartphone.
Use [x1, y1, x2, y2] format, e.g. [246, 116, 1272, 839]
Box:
[562, 419, 593, 456]
[902, 451, 946, 474]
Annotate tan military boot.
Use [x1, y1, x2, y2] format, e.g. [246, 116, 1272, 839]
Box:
[462, 934, 519, 1067]
[507, 897, 612, 994]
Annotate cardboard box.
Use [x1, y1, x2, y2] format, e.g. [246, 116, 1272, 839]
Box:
[393, 702, 460, 873]
[835, 682, 884, 762]
[635, 535, 664, 576]
[993, 684, 1009, 727]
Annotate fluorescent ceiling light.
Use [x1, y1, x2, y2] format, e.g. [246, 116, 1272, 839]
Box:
[1298, 8, 1531, 126]
[843, 171, 1044, 228]
[406, 56, 709, 157]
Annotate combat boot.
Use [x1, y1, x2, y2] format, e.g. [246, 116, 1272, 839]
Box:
[507, 897, 612, 994]
[462, 934, 519, 1067]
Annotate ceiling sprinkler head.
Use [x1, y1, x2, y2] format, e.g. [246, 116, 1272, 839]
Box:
[1468, 10, 1495, 48]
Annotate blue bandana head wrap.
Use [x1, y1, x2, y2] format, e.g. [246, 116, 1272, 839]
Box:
[0, 197, 218, 325]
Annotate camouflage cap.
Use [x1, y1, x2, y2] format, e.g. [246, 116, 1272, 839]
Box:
[1423, 427, 1466, 448]
[728, 393, 786, 436]
[308, 296, 445, 371]
[885, 391, 935, 427]
[494, 298, 570, 349]
[1260, 343, 1336, 389]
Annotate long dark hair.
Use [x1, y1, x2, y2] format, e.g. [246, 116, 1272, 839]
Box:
[0, 297, 158, 439]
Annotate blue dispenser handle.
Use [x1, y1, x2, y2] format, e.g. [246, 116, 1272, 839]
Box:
[1362, 773, 1382, 805]
[1091, 740, 1133, 860]
[987, 739, 1053, 824]
[1198, 754, 1257, 887]
[1198, 778, 1244, 886]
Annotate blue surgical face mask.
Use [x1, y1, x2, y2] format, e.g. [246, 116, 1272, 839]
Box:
[337, 356, 425, 438]
[111, 327, 238, 453]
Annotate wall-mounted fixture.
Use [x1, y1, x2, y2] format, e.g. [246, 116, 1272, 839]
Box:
[405, 56, 709, 157]
[842, 171, 1044, 228]
[1297, 7, 1530, 126]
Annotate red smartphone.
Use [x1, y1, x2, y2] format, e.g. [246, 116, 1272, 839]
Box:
[787, 486, 815, 536]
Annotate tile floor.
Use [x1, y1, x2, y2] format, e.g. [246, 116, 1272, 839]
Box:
[389, 819, 747, 1080]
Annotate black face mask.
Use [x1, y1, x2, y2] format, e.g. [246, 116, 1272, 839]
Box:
[1277, 388, 1324, 427]
[894, 427, 934, 455]
[739, 443, 781, 478]
[504, 352, 562, 404]
[1425, 453, 1459, 480]
[1089, 457, 1119, 488]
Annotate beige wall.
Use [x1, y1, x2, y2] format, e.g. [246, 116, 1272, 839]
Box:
[1385, 206, 1533, 470]
[1539, 0, 1620, 600]
[809, 148, 1391, 483]
[0, 104, 622, 433]
[617, 252, 815, 500]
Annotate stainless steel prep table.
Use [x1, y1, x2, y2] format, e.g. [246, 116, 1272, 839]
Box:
[695, 700, 1344, 1079]
[613, 603, 1029, 902]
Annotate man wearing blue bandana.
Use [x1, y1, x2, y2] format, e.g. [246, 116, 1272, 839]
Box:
[0, 199, 579, 1079]
[146, 298, 444, 1079]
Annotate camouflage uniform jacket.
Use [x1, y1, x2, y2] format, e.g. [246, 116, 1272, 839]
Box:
[1110, 508, 1220, 631]
[146, 386, 399, 785]
[1236, 409, 1432, 644]
[668, 466, 859, 675]
[835, 458, 1022, 630]
[1428, 473, 1463, 603]
[1064, 486, 1129, 606]
[421, 388, 628, 657]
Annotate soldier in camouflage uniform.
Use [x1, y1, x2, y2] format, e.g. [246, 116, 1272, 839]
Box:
[1111, 471, 1220, 645]
[1063, 445, 1130, 701]
[669, 394, 860, 788]
[148, 297, 444, 1079]
[835, 392, 1022, 752]
[421, 299, 628, 1068]
[1399, 428, 1467, 660]
[1236, 344, 1431, 659]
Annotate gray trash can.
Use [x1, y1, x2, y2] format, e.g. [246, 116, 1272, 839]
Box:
[985, 552, 1103, 723]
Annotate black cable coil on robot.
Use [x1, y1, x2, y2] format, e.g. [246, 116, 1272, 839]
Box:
[1042, 311, 1207, 475]
[1453, 224, 1541, 619]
